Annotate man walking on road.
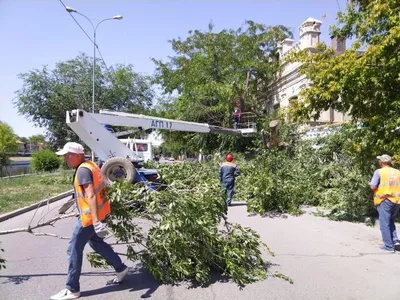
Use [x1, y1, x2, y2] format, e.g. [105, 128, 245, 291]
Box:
[370, 154, 400, 252]
[51, 142, 128, 300]
[219, 153, 240, 206]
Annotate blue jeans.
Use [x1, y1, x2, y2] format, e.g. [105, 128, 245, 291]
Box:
[222, 179, 235, 205]
[376, 199, 400, 250]
[66, 219, 126, 292]
[97, 158, 104, 168]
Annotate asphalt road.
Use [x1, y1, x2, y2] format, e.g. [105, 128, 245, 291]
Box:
[1, 198, 400, 300]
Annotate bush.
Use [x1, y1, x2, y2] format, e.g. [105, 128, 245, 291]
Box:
[59, 157, 71, 170]
[31, 150, 60, 172]
[237, 142, 321, 215]
[236, 123, 378, 221]
[0, 122, 18, 167]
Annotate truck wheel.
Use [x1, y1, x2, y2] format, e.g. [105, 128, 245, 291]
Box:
[101, 157, 136, 185]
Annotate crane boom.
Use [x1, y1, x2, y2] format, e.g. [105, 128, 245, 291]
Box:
[66, 109, 256, 162]
[96, 110, 246, 135]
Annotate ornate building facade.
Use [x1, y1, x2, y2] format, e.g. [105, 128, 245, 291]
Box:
[266, 17, 350, 125]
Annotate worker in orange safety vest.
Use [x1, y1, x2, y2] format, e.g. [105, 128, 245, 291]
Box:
[369, 154, 400, 252]
[51, 142, 128, 300]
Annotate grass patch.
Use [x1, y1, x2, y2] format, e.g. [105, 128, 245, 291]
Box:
[0, 170, 74, 214]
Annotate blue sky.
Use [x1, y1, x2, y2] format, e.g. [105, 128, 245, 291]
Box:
[0, 0, 348, 137]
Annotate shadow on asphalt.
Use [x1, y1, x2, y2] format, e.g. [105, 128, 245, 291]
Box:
[0, 271, 114, 285]
[186, 270, 229, 289]
[229, 202, 247, 207]
[0, 262, 281, 297]
[82, 266, 161, 299]
[0, 268, 160, 298]
[262, 211, 289, 219]
[246, 211, 290, 218]
[188, 262, 280, 290]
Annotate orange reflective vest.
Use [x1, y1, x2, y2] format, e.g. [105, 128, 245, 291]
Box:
[74, 161, 110, 227]
[373, 167, 400, 206]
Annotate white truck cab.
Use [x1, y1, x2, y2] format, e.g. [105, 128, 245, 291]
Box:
[119, 138, 153, 162]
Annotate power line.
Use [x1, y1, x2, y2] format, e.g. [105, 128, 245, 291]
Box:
[57, 0, 112, 74]
[58, 0, 94, 44]
[96, 46, 110, 71]
[336, 0, 341, 11]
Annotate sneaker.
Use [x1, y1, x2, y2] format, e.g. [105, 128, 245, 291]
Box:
[394, 241, 400, 251]
[50, 289, 80, 300]
[112, 266, 129, 284]
[379, 245, 395, 253]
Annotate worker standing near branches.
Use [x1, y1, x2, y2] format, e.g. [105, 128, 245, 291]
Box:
[219, 153, 240, 206]
[369, 154, 400, 252]
[51, 142, 128, 300]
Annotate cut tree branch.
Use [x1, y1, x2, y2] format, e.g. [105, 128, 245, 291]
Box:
[0, 212, 78, 236]
[32, 232, 70, 239]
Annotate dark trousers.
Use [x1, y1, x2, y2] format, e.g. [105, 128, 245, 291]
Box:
[222, 179, 235, 205]
[233, 117, 240, 129]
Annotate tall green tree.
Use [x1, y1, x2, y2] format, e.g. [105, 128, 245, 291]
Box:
[0, 122, 18, 168]
[18, 136, 28, 143]
[153, 21, 292, 153]
[15, 53, 154, 148]
[28, 134, 46, 145]
[287, 0, 400, 159]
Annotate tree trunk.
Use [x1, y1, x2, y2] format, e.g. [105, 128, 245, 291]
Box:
[269, 120, 279, 148]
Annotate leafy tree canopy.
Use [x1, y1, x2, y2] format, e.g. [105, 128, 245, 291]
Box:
[287, 0, 400, 158]
[15, 53, 154, 148]
[18, 136, 28, 143]
[153, 21, 292, 154]
[0, 122, 18, 167]
[28, 134, 47, 146]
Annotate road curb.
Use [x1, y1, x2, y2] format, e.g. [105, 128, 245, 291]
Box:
[0, 189, 73, 222]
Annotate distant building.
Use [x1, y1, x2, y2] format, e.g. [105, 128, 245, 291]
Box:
[265, 17, 351, 125]
[16, 140, 40, 154]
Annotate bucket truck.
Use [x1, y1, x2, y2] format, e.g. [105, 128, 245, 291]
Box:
[65, 109, 256, 188]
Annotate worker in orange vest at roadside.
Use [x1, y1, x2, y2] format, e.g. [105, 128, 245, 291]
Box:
[219, 153, 240, 206]
[51, 142, 128, 300]
[369, 154, 400, 252]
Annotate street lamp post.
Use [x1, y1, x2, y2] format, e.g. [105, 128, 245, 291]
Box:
[65, 6, 122, 160]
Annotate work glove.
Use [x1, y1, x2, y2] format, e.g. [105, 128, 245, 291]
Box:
[93, 221, 109, 238]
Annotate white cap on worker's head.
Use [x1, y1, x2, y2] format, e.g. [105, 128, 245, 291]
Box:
[56, 142, 85, 156]
[376, 154, 392, 163]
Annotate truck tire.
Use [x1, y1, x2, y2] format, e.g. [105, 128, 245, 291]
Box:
[101, 157, 136, 185]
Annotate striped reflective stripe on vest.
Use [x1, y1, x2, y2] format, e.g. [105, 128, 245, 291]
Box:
[75, 181, 106, 198]
[374, 193, 400, 198]
[378, 182, 400, 187]
[80, 197, 109, 215]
